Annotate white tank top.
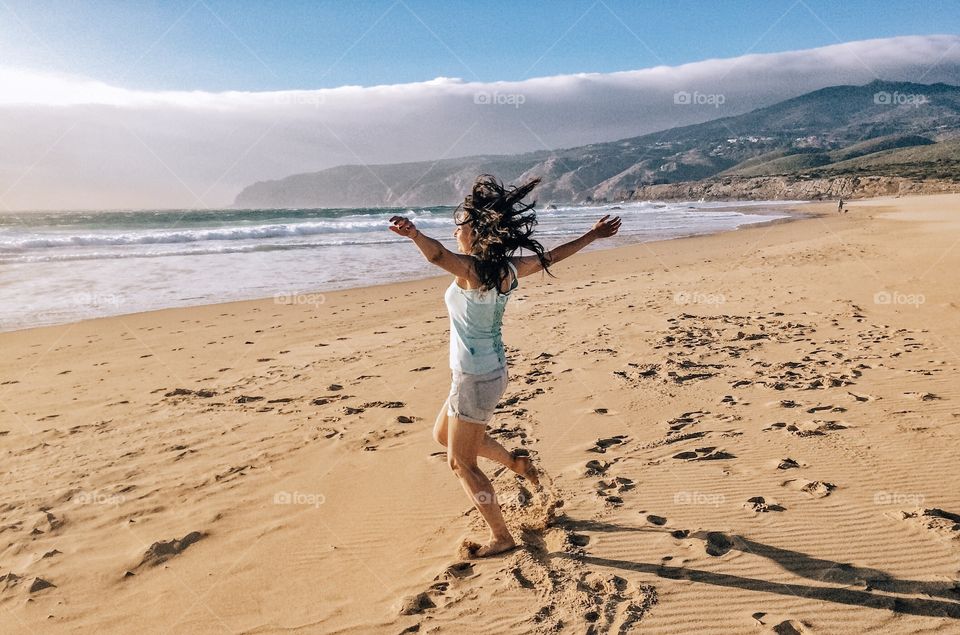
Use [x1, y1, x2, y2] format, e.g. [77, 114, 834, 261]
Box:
[443, 260, 518, 373]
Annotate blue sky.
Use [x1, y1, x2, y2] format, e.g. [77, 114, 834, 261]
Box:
[1, 0, 958, 91]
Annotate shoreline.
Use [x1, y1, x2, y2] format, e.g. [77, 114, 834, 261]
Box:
[1, 201, 820, 336]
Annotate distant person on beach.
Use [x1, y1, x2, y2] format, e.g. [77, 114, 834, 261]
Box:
[838, 198, 845, 213]
[389, 175, 621, 557]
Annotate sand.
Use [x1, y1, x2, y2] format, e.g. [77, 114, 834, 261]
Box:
[1, 194, 959, 634]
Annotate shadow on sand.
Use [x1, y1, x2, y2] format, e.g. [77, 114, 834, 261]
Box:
[551, 519, 960, 619]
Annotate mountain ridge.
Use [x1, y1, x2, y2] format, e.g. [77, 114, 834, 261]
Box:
[235, 80, 960, 208]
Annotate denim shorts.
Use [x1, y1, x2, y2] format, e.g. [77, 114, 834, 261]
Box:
[447, 365, 509, 425]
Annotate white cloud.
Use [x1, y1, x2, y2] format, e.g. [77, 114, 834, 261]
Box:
[0, 34, 958, 210]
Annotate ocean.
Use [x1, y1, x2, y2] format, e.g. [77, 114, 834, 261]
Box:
[0, 200, 800, 332]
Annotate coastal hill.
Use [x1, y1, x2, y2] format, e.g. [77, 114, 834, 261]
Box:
[235, 80, 960, 207]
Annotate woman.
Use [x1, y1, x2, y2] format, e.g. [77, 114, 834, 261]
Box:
[389, 174, 621, 557]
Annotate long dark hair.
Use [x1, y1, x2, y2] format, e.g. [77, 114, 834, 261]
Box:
[456, 174, 554, 293]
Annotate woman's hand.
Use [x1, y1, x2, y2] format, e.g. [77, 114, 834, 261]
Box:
[389, 215, 420, 239]
[590, 214, 622, 239]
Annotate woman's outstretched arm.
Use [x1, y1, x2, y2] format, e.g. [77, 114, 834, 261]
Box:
[512, 214, 621, 277]
[389, 215, 475, 278]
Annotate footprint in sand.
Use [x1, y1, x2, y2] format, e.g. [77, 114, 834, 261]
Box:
[773, 619, 807, 634]
[802, 481, 836, 497]
[899, 508, 960, 541]
[777, 457, 801, 470]
[509, 527, 658, 634]
[488, 422, 532, 443]
[511, 565, 536, 589]
[498, 387, 547, 408]
[720, 394, 743, 406]
[596, 475, 634, 506]
[311, 394, 349, 406]
[705, 532, 733, 556]
[578, 573, 658, 632]
[667, 369, 717, 384]
[654, 430, 709, 448]
[666, 411, 707, 432]
[805, 404, 847, 414]
[797, 420, 848, 436]
[765, 420, 848, 437]
[672, 446, 736, 461]
[127, 530, 206, 576]
[441, 561, 474, 579]
[164, 387, 215, 399]
[398, 591, 436, 615]
[745, 496, 786, 513]
[904, 391, 941, 401]
[781, 479, 836, 498]
[584, 459, 610, 476]
[359, 400, 405, 409]
[612, 363, 659, 386]
[29, 577, 55, 593]
[596, 476, 634, 494]
[358, 427, 407, 451]
[3, 574, 56, 594]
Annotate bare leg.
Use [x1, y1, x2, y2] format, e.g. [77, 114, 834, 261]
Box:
[447, 415, 516, 557]
[433, 398, 538, 486]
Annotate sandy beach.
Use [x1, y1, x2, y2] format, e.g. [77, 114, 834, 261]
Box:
[2, 193, 959, 634]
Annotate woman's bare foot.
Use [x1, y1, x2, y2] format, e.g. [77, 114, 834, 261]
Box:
[462, 537, 517, 559]
[512, 453, 540, 487]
